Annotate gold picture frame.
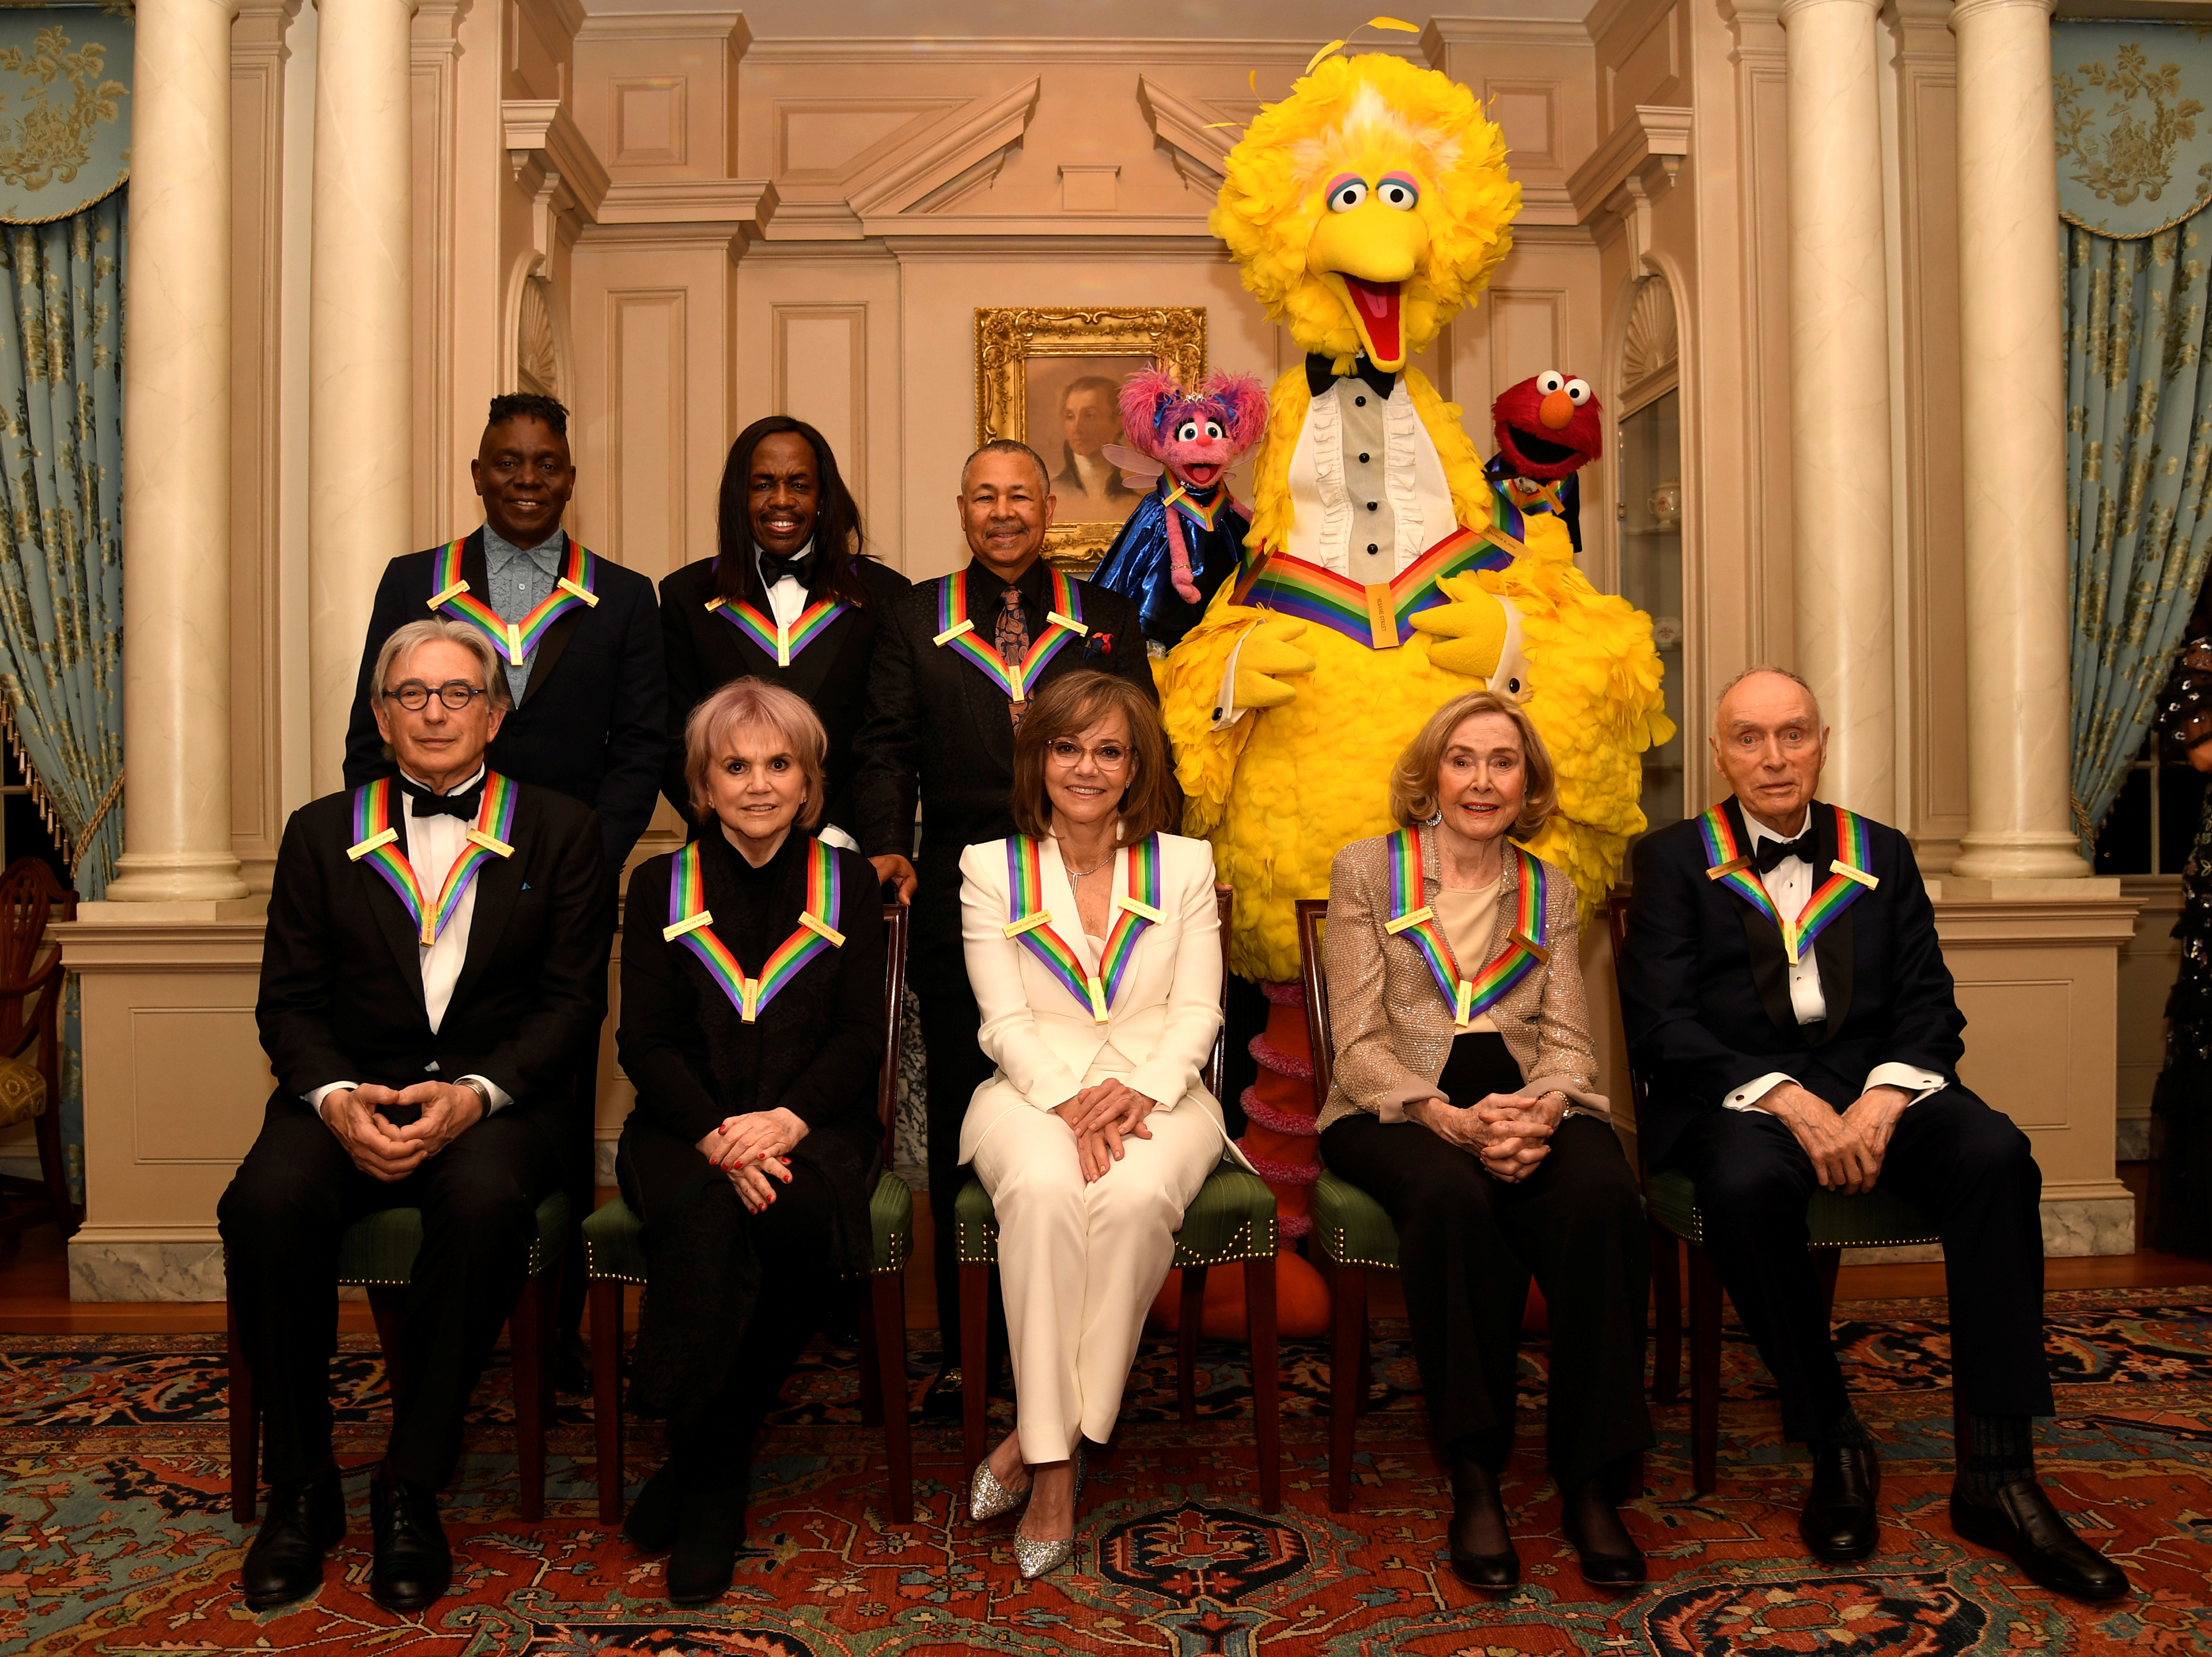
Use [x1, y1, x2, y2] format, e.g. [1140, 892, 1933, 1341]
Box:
[974, 306, 1208, 569]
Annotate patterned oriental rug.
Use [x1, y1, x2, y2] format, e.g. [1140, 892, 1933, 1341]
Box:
[4, 1286, 2210, 1656]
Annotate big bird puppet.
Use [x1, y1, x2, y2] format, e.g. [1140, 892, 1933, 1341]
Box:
[1160, 48, 1674, 990]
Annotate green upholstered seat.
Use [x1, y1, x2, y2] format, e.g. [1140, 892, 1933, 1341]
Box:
[1644, 1166, 1940, 1250]
[952, 1162, 1277, 1269]
[1311, 1169, 1400, 1269]
[334, 1191, 570, 1287]
[583, 1170, 915, 1287]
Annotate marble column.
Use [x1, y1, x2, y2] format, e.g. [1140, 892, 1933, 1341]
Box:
[1780, 0, 1896, 820]
[309, 0, 418, 795]
[1947, 0, 2090, 881]
[106, 0, 250, 902]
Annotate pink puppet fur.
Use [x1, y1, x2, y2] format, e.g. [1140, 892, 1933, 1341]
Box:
[1116, 369, 1267, 601]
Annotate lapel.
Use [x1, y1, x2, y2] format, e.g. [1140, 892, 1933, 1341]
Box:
[1038, 835, 1101, 973]
[451, 534, 521, 708]
[937, 573, 1018, 775]
[785, 602, 864, 702]
[354, 803, 428, 1004]
[519, 595, 587, 709]
[1807, 802, 1855, 1036]
[1721, 796, 1804, 1041]
[446, 789, 526, 1015]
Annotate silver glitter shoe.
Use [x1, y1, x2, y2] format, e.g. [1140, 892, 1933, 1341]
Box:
[1013, 1445, 1084, 1581]
[968, 1454, 1029, 1523]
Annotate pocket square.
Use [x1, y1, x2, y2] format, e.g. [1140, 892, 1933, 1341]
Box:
[520, 882, 532, 891]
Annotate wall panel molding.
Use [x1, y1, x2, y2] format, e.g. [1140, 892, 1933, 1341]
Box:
[773, 303, 870, 500]
[608, 291, 690, 576]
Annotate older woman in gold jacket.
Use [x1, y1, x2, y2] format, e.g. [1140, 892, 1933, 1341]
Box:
[1318, 690, 1652, 1592]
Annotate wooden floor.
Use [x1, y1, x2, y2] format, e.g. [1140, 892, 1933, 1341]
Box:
[4, 1164, 2206, 1335]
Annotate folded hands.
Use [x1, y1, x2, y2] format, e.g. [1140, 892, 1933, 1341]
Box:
[1052, 1078, 1163, 1182]
[1407, 1090, 1568, 1182]
[697, 1106, 811, 1214]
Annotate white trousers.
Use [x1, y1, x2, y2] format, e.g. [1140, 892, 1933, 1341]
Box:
[969, 1096, 1223, 1463]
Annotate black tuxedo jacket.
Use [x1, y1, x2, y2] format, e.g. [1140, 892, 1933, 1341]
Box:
[258, 779, 611, 1117]
[343, 529, 666, 877]
[658, 553, 912, 830]
[1618, 796, 1966, 1168]
[848, 560, 1154, 973]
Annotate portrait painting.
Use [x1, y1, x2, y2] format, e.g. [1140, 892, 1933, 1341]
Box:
[1025, 355, 1152, 531]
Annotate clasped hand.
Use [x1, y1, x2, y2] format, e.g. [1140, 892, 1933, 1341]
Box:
[1410, 1090, 1564, 1182]
[1759, 1082, 1908, 1195]
[1053, 1079, 1161, 1183]
[327, 1081, 483, 1184]
[697, 1106, 811, 1214]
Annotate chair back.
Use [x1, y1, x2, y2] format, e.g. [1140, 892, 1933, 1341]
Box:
[1605, 891, 1655, 1185]
[878, 902, 911, 1166]
[1295, 897, 1334, 1104]
[1202, 882, 1233, 1100]
[0, 858, 73, 1053]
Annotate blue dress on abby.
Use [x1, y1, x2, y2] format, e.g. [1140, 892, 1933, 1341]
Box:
[1090, 475, 1250, 652]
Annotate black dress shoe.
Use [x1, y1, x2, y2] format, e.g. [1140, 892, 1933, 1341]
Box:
[1446, 1462, 1520, 1589]
[1799, 1442, 1881, 1562]
[369, 1473, 452, 1612]
[1950, 1478, 2130, 1602]
[1560, 1478, 1647, 1587]
[239, 1465, 346, 1609]
[666, 1484, 745, 1606]
[623, 1460, 684, 1552]
[920, 1366, 966, 1425]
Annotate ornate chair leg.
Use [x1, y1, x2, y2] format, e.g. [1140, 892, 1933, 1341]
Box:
[591, 1277, 624, 1526]
[1650, 1221, 1681, 1404]
[512, 1272, 547, 1522]
[1177, 1265, 1208, 1426]
[855, 1278, 885, 1429]
[1328, 1261, 1366, 1512]
[959, 1259, 992, 1497]
[872, 1271, 914, 1524]
[226, 1285, 258, 1524]
[1246, 1253, 1280, 1512]
[1689, 1243, 1722, 1497]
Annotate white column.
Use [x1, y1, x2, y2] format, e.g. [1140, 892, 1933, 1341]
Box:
[308, 0, 418, 796]
[106, 0, 250, 902]
[1780, 0, 1897, 820]
[1947, 0, 2090, 881]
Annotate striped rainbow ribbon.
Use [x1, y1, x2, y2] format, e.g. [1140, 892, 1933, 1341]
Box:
[704, 594, 849, 668]
[345, 771, 521, 947]
[931, 567, 1086, 702]
[1230, 524, 1512, 652]
[661, 836, 845, 1022]
[1698, 803, 1879, 964]
[1381, 826, 1549, 1029]
[1002, 833, 1162, 1023]
[427, 535, 601, 665]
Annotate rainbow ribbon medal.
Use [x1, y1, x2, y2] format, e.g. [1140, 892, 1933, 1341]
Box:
[1003, 834, 1162, 1023]
[1698, 803, 1879, 964]
[1230, 525, 1512, 652]
[662, 837, 845, 1022]
[704, 594, 849, 668]
[427, 535, 601, 665]
[346, 772, 521, 947]
[1381, 827, 1550, 1029]
[931, 567, 1086, 703]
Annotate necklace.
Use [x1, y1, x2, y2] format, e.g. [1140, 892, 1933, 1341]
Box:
[1061, 845, 1114, 877]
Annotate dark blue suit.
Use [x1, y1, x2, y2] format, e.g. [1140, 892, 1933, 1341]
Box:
[1089, 477, 1247, 651]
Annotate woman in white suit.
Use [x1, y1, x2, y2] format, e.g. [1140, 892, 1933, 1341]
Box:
[959, 669, 1239, 1578]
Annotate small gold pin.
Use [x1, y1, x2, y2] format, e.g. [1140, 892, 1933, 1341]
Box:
[1046, 609, 1088, 636]
[347, 827, 399, 860]
[466, 830, 514, 858]
[933, 619, 975, 646]
[427, 580, 470, 609]
[1385, 906, 1434, 935]
[1004, 911, 1050, 939]
[800, 911, 846, 947]
[557, 576, 599, 607]
[662, 910, 714, 943]
[1114, 893, 1164, 922]
[1831, 860, 1879, 890]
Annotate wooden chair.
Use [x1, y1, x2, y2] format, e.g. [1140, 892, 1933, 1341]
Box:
[953, 884, 1282, 1510]
[1604, 893, 1965, 1494]
[0, 857, 79, 1242]
[583, 903, 916, 1525]
[227, 1191, 569, 1523]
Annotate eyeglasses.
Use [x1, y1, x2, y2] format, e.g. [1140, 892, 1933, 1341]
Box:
[1046, 739, 1129, 770]
[383, 679, 488, 712]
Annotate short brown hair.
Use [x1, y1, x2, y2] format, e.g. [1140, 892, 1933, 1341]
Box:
[1389, 690, 1557, 839]
[1009, 670, 1177, 841]
[683, 677, 828, 829]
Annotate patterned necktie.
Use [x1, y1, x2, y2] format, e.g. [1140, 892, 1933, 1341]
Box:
[996, 587, 1031, 728]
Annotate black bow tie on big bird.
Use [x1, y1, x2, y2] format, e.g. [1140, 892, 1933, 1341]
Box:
[402, 777, 482, 820]
[1755, 832, 1815, 874]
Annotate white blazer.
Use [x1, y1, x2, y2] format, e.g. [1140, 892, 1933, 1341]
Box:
[957, 830, 1249, 1168]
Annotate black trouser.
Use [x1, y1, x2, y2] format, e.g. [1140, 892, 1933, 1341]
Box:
[218, 1090, 561, 1488]
[1318, 1038, 1653, 1490]
[1662, 1085, 2053, 1444]
[917, 970, 995, 1366]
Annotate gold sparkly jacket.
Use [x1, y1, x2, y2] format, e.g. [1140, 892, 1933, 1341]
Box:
[1315, 830, 1609, 1135]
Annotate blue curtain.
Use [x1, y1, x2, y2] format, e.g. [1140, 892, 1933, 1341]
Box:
[0, 189, 126, 1204]
[2065, 200, 2212, 851]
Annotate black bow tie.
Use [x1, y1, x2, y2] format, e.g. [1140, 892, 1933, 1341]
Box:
[1305, 352, 1398, 401]
[758, 547, 812, 588]
[403, 777, 482, 820]
[1754, 832, 1815, 873]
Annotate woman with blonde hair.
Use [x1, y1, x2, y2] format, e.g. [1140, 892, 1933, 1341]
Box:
[616, 677, 886, 1604]
[958, 669, 1243, 1578]
[1319, 690, 1652, 1590]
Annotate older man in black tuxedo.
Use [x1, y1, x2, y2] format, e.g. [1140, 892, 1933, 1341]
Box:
[222, 619, 609, 1614]
[850, 439, 1155, 1409]
[1618, 666, 2126, 1602]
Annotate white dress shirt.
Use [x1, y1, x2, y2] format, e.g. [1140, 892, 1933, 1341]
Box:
[308, 763, 510, 1118]
[1724, 807, 1946, 1113]
[754, 542, 859, 854]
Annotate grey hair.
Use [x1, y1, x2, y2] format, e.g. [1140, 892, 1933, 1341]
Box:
[373, 618, 513, 713]
[962, 438, 1051, 496]
[1712, 663, 1820, 735]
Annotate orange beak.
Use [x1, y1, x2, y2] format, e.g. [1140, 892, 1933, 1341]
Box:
[1539, 389, 1575, 431]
